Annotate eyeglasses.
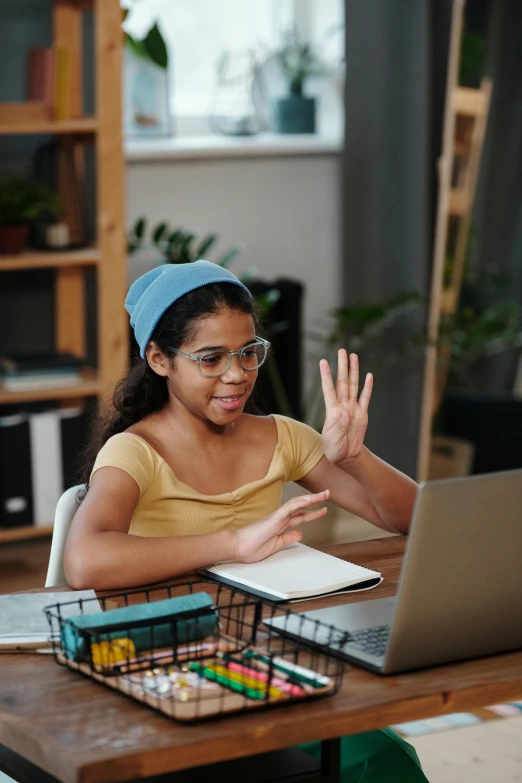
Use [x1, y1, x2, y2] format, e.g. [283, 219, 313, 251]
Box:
[169, 336, 271, 378]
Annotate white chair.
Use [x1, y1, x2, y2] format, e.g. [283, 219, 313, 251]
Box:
[45, 484, 86, 587]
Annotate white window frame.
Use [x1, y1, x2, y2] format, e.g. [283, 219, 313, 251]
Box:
[123, 0, 343, 137]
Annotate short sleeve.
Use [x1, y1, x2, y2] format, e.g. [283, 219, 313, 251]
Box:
[275, 415, 325, 483]
[90, 433, 156, 496]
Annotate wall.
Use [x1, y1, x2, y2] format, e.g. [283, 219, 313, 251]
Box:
[126, 152, 342, 401]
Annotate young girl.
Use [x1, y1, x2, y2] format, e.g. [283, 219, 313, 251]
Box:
[65, 260, 427, 782]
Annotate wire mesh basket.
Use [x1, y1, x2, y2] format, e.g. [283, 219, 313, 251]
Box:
[44, 579, 347, 723]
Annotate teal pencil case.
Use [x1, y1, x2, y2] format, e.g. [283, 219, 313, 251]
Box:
[61, 592, 218, 662]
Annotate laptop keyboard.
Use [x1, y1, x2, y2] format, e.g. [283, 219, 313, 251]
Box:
[345, 625, 391, 657]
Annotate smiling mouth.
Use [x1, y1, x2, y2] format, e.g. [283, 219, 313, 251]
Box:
[213, 393, 244, 402]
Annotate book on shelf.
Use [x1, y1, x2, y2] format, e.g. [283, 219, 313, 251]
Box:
[26, 45, 73, 121]
[1, 374, 82, 392]
[54, 46, 72, 121]
[26, 47, 55, 119]
[56, 140, 87, 246]
[33, 137, 91, 249]
[0, 352, 84, 391]
[202, 543, 383, 603]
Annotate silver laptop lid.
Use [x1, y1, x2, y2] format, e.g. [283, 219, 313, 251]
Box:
[383, 468, 522, 673]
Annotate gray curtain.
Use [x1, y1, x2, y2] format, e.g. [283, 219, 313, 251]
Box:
[342, 0, 454, 477]
[462, 0, 522, 394]
[472, 0, 522, 296]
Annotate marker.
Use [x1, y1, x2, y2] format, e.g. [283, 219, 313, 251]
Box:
[243, 651, 330, 688]
[188, 661, 265, 701]
[207, 664, 285, 699]
[221, 657, 304, 697]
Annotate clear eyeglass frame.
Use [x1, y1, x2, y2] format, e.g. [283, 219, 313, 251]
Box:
[169, 336, 271, 378]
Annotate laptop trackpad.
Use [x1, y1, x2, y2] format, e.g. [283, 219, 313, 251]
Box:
[310, 597, 397, 633]
[265, 597, 396, 650]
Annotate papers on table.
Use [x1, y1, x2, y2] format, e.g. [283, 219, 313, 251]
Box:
[0, 590, 100, 650]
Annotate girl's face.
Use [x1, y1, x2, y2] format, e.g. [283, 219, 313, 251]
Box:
[154, 307, 258, 426]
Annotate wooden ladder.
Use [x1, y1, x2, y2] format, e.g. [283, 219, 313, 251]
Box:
[417, 0, 493, 481]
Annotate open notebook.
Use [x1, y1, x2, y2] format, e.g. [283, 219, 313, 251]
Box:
[0, 590, 100, 651]
[202, 543, 382, 602]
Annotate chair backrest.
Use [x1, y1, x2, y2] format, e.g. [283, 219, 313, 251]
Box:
[45, 484, 86, 587]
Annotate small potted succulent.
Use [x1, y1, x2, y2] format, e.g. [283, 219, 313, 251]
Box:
[0, 176, 59, 255]
[274, 31, 324, 134]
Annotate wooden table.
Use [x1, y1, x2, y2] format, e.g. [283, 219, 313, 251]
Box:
[1, 537, 522, 783]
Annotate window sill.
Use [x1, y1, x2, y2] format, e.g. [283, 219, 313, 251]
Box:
[124, 133, 343, 163]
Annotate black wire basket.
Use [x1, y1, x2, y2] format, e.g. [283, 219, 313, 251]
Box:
[44, 579, 347, 723]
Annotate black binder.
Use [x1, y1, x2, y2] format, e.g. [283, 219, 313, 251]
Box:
[0, 413, 33, 528]
[59, 406, 89, 489]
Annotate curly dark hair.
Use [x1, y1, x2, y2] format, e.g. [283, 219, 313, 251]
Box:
[79, 281, 261, 486]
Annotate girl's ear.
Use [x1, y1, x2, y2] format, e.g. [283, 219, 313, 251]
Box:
[146, 342, 170, 377]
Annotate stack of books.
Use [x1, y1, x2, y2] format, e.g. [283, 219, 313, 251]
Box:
[26, 46, 73, 121]
[0, 352, 83, 392]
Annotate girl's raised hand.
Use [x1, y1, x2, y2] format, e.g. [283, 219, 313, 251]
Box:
[234, 491, 330, 564]
[320, 350, 373, 466]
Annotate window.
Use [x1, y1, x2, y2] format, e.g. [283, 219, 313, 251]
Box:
[123, 0, 344, 134]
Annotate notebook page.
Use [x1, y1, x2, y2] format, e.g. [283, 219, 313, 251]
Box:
[0, 590, 100, 644]
[206, 543, 381, 600]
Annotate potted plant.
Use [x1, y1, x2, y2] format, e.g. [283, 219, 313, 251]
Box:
[437, 264, 522, 474]
[122, 9, 170, 136]
[0, 176, 59, 255]
[274, 31, 324, 134]
[128, 217, 242, 268]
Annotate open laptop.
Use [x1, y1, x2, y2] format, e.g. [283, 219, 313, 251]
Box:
[265, 468, 522, 674]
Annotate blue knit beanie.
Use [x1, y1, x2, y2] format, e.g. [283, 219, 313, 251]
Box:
[125, 260, 252, 357]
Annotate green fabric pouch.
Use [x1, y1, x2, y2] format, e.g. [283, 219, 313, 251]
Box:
[61, 592, 219, 662]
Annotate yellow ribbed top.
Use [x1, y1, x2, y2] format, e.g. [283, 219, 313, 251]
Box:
[91, 415, 324, 538]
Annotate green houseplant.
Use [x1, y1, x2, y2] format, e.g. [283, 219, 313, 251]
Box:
[0, 176, 59, 255]
[124, 15, 168, 71]
[439, 265, 522, 393]
[128, 217, 242, 268]
[437, 264, 522, 474]
[274, 31, 324, 134]
[122, 7, 169, 135]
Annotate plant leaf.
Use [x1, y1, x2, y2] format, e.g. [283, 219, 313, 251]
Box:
[125, 33, 149, 62]
[142, 23, 168, 69]
[216, 246, 242, 268]
[134, 217, 146, 240]
[178, 233, 196, 264]
[196, 233, 218, 259]
[152, 222, 168, 244]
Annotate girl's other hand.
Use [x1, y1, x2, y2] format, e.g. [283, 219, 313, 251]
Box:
[234, 490, 330, 563]
[320, 350, 372, 466]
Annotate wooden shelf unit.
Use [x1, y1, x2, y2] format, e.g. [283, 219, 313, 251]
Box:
[416, 0, 493, 484]
[0, 117, 98, 136]
[0, 525, 54, 544]
[0, 246, 100, 271]
[0, 0, 128, 543]
[0, 368, 100, 405]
